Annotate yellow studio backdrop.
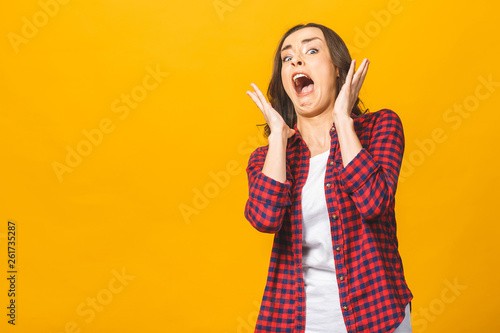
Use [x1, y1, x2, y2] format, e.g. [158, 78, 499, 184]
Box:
[0, 0, 499, 332]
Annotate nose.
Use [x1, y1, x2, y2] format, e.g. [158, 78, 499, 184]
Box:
[291, 55, 304, 66]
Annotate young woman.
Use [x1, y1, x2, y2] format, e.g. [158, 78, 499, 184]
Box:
[244, 23, 413, 333]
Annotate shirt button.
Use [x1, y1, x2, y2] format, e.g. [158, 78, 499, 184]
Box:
[331, 214, 338, 220]
[330, 127, 335, 132]
[339, 275, 344, 281]
[329, 160, 334, 166]
[326, 183, 331, 188]
[343, 305, 348, 311]
[335, 246, 341, 252]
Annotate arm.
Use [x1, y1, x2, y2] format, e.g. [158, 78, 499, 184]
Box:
[337, 109, 405, 220]
[244, 143, 292, 233]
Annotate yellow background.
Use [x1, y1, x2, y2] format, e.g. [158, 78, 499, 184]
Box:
[1, 0, 499, 332]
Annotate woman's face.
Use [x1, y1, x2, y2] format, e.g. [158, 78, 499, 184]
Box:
[280, 27, 339, 118]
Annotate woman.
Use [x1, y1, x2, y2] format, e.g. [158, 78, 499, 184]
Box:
[244, 23, 413, 333]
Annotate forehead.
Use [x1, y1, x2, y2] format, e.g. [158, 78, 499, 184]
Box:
[282, 27, 325, 49]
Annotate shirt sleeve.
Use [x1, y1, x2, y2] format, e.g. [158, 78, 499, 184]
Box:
[244, 146, 292, 233]
[337, 109, 405, 220]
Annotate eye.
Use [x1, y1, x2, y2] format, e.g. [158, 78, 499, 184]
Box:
[282, 48, 318, 62]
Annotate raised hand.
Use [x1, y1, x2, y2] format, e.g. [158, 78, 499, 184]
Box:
[333, 58, 370, 119]
[246, 83, 296, 140]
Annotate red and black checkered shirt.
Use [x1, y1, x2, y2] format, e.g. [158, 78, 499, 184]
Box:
[244, 108, 413, 332]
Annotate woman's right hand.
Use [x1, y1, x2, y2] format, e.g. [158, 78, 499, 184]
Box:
[246, 83, 296, 140]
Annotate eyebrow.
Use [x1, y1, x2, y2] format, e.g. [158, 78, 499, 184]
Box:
[281, 37, 322, 53]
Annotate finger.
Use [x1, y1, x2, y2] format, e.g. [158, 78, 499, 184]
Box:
[354, 59, 369, 93]
[246, 90, 263, 110]
[352, 58, 366, 80]
[246, 90, 265, 113]
[345, 59, 356, 87]
[353, 58, 369, 86]
[250, 83, 269, 109]
[359, 59, 369, 87]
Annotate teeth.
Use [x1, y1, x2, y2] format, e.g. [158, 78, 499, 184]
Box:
[293, 73, 310, 86]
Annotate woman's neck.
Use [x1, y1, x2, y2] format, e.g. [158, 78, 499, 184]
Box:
[296, 111, 334, 156]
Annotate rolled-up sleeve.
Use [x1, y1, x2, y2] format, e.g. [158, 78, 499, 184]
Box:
[338, 109, 405, 220]
[244, 146, 292, 233]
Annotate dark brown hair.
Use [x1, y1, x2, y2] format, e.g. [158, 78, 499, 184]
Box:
[262, 22, 369, 137]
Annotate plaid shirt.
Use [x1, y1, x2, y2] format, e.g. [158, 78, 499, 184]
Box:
[244, 109, 413, 333]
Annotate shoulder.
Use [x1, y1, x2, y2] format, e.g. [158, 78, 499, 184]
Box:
[247, 137, 299, 168]
[247, 144, 269, 167]
[353, 108, 404, 133]
[354, 108, 402, 124]
[250, 144, 269, 156]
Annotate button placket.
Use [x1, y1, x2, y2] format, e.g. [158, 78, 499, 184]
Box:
[325, 132, 349, 318]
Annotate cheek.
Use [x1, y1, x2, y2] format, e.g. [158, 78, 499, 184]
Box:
[318, 60, 336, 88]
[281, 72, 292, 94]
[319, 71, 336, 90]
[281, 71, 288, 86]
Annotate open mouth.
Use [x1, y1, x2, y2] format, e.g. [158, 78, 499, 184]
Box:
[293, 73, 314, 96]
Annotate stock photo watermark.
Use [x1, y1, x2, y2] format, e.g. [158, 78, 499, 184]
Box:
[179, 131, 267, 224]
[399, 73, 498, 182]
[412, 277, 467, 332]
[224, 300, 260, 333]
[51, 64, 168, 183]
[213, 0, 244, 21]
[345, 0, 418, 54]
[51, 267, 135, 333]
[6, 220, 17, 325]
[7, 0, 72, 54]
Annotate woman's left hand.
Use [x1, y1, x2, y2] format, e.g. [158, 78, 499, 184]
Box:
[332, 58, 370, 119]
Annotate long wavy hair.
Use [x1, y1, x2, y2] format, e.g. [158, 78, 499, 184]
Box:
[262, 22, 369, 138]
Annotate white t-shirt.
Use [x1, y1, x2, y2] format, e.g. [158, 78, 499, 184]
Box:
[301, 149, 412, 332]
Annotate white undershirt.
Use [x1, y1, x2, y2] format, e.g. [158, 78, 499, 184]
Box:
[301, 150, 412, 333]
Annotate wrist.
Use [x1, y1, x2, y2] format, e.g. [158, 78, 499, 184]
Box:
[268, 131, 289, 145]
[333, 113, 354, 128]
